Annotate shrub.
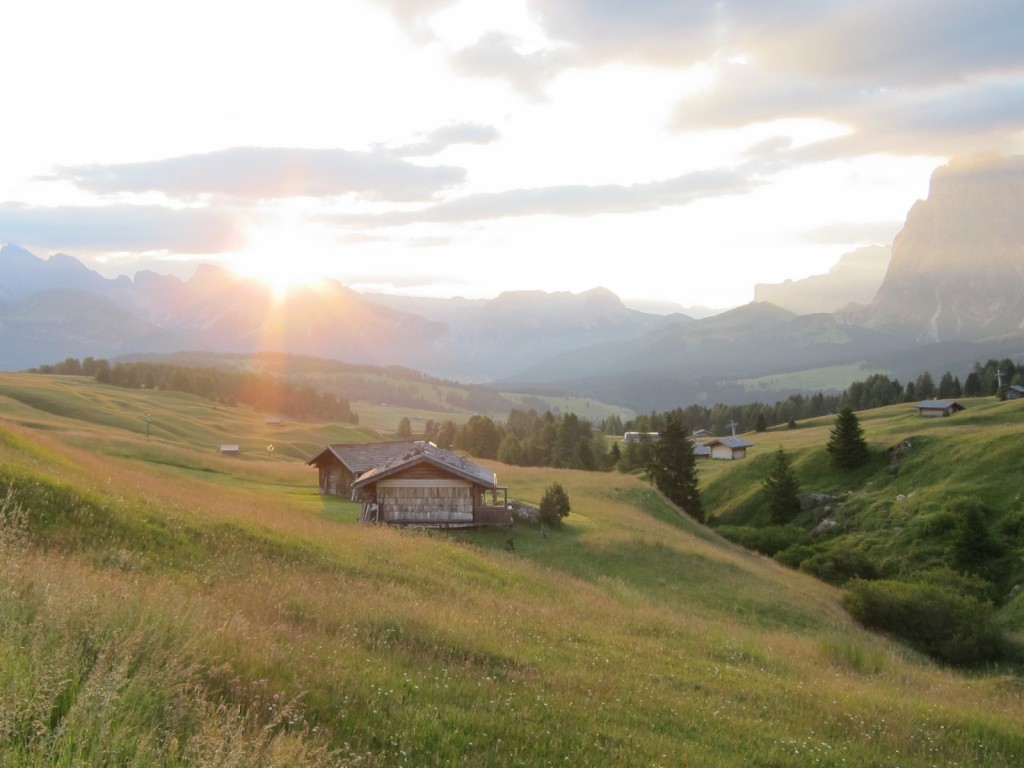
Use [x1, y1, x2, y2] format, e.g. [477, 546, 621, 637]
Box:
[842, 578, 1005, 665]
[774, 543, 816, 569]
[538, 483, 571, 527]
[801, 548, 879, 586]
[948, 498, 1002, 577]
[716, 525, 809, 557]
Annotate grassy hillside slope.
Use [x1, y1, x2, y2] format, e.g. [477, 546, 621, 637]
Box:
[1, 374, 1023, 766]
[702, 398, 1024, 597]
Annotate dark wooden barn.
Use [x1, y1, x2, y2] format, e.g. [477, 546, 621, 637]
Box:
[307, 441, 421, 499]
[350, 442, 510, 527]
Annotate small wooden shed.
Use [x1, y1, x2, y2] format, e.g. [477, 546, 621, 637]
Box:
[916, 399, 965, 418]
[706, 436, 753, 460]
[352, 442, 510, 528]
[1005, 385, 1024, 400]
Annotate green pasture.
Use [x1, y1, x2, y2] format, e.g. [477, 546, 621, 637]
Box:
[738, 363, 887, 394]
[1, 373, 1023, 766]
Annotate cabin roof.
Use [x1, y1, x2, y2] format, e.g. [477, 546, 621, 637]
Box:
[306, 441, 420, 473]
[352, 442, 497, 490]
[916, 399, 963, 410]
[706, 436, 753, 449]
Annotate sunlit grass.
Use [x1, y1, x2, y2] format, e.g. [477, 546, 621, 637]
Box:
[2, 373, 1024, 766]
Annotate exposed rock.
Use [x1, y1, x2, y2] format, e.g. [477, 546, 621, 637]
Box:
[800, 493, 839, 512]
[812, 519, 838, 537]
[508, 500, 540, 524]
[852, 155, 1024, 341]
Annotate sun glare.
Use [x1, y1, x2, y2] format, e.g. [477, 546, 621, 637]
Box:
[232, 217, 332, 301]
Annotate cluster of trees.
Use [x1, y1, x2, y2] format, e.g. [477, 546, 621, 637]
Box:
[841, 359, 1021, 409]
[452, 410, 614, 471]
[753, 407, 869, 530]
[31, 357, 357, 423]
[602, 357, 1022, 440]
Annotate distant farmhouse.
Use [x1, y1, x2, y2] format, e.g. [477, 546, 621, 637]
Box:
[916, 399, 965, 418]
[705, 436, 753, 461]
[309, 441, 510, 528]
[1006, 385, 1024, 400]
[624, 431, 660, 443]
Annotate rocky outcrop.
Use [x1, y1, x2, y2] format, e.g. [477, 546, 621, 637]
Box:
[853, 155, 1024, 341]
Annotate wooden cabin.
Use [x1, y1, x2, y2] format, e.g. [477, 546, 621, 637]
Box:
[1005, 385, 1024, 400]
[705, 436, 753, 460]
[351, 442, 510, 528]
[307, 441, 421, 499]
[916, 399, 965, 418]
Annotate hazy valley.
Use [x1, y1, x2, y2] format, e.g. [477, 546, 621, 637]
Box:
[4, 156, 1024, 416]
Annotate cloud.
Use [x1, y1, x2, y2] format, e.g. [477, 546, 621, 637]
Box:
[46, 147, 466, 202]
[528, 1, 1024, 83]
[450, 31, 575, 100]
[0, 203, 244, 253]
[373, 0, 460, 41]
[327, 168, 756, 227]
[389, 122, 501, 157]
[521, 1, 1024, 156]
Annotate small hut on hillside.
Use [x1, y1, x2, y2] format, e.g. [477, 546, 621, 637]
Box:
[705, 436, 753, 460]
[916, 399, 965, 418]
[351, 442, 510, 527]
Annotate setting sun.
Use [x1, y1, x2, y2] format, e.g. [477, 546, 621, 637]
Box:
[229, 216, 333, 300]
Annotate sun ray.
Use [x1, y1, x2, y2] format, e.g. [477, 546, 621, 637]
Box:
[230, 214, 332, 301]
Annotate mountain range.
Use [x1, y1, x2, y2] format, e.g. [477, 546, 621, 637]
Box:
[3, 155, 1024, 412]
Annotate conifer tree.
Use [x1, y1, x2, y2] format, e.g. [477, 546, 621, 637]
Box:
[648, 414, 704, 522]
[762, 448, 802, 524]
[826, 407, 869, 469]
[539, 482, 571, 527]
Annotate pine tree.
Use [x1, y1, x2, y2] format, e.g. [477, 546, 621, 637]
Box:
[915, 371, 936, 400]
[648, 414, 704, 522]
[539, 482, 571, 527]
[827, 407, 869, 469]
[762, 448, 802, 524]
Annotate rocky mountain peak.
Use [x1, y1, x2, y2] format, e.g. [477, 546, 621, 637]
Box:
[859, 154, 1024, 341]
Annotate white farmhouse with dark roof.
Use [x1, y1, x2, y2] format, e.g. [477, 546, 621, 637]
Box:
[705, 436, 753, 460]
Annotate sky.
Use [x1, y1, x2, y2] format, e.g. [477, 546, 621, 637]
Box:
[2, 0, 1023, 310]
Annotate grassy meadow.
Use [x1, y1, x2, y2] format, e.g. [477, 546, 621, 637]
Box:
[1, 373, 1023, 766]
